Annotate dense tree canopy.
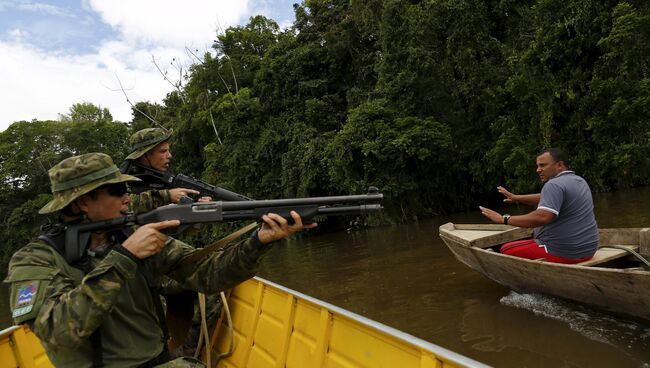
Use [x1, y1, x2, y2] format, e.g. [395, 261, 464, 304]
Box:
[1, 1, 650, 274]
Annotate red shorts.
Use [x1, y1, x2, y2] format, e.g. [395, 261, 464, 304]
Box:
[500, 239, 592, 264]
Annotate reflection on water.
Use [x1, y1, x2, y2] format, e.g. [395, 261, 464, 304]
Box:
[1, 186, 650, 367]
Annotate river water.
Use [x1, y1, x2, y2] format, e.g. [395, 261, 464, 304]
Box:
[2, 187, 650, 367]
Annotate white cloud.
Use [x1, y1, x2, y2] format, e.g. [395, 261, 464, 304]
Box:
[0, 40, 170, 126]
[87, 0, 250, 48]
[0, 0, 292, 131]
[2, 0, 73, 17]
[7, 28, 28, 40]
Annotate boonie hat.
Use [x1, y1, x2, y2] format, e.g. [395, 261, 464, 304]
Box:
[125, 127, 173, 160]
[39, 153, 140, 214]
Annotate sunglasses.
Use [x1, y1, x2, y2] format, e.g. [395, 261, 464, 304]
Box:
[101, 182, 128, 197]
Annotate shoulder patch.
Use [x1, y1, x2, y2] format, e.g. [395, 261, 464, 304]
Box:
[12, 281, 39, 318]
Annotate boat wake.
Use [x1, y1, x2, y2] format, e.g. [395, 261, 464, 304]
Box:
[500, 291, 650, 357]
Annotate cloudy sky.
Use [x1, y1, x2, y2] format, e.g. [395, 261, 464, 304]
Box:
[0, 0, 296, 131]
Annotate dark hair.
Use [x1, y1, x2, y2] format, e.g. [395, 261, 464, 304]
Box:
[60, 191, 99, 217]
[538, 148, 568, 166]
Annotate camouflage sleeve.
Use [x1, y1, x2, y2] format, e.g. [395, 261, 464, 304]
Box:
[129, 189, 172, 214]
[151, 234, 269, 294]
[5, 243, 138, 349]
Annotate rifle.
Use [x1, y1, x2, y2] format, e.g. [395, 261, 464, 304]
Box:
[120, 160, 252, 201]
[62, 187, 383, 263]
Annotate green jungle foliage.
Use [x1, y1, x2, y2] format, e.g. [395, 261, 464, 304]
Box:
[1, 0, 650, 275]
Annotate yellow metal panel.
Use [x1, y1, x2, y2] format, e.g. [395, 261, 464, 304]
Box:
[0, 335, 20, 368]
[252, 312, 283, 359]
[326, 315, 421, 368]
[420, 353, 443, 368]
[25, 327, 52, 368]
[247, 344, 276, 368]
[275, 294, 297, 367]
[231, 279, 259, 306]
[250, 287, 287, 365]
[290, 299, 321, 344]
[285, 299, 322, 367]
[260, 288, 289, 321]
[228, 297, 254, 336]
[33, 356, 53, 368]
[11, 326, 36, 368]
[313, 308, 333, 366]
[240, 282, 264, 367]
[214, 295, 252, 367]
[0, 326, 52, 368]
[226, 332, 248, 367]
[324, 351, 357, 368]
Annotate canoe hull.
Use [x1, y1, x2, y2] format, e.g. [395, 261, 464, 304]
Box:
[439, 223, 650, 322]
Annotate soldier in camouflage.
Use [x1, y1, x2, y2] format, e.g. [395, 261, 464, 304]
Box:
[122, 127, 209, 213]
[4, 153, 315, 367]
[122, 127, 224, 356]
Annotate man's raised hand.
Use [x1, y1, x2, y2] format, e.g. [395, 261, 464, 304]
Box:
[497, 186, 517, 203]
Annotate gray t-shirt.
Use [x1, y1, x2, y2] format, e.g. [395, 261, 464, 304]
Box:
[534, 171, 599, 258]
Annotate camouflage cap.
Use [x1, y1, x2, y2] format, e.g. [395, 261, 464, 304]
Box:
[125, 127, 173, 160]
[39, 153, 141, 214]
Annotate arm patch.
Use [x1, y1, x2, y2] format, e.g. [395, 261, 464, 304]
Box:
[12, 281, 40, 318]
[5, 266, 55, 324]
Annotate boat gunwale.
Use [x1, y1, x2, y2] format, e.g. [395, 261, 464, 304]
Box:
[0, 325, 20, 338]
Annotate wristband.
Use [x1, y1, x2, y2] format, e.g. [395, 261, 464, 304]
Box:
[503, 214, 511, 225]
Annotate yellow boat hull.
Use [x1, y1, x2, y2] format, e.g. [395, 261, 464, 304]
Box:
[1, 277, 487, 368]
[0, 324, 52, 368]
[209, 277, 486, 367]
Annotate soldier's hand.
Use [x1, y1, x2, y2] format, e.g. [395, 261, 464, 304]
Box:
[122, 220, 180, 259]
[169, 188, 200, 203]
[497, 186, 517, 203]
[257, 211, 318, 245]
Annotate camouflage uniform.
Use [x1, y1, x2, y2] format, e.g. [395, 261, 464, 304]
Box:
[4, 153, 269, 367]
[130, 188, 172, 214]
[123, 128, 228, 357]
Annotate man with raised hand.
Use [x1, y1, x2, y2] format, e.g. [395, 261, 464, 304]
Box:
[480, 148, 599, 263]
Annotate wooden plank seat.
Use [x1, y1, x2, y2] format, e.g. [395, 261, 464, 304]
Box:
[577, 245, 639, 266]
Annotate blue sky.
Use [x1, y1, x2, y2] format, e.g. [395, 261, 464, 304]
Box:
[0, 0, 297, 131]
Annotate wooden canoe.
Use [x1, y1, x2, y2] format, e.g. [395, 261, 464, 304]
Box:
[439, 223, 650, 323]
[1, 276, 489, 368]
